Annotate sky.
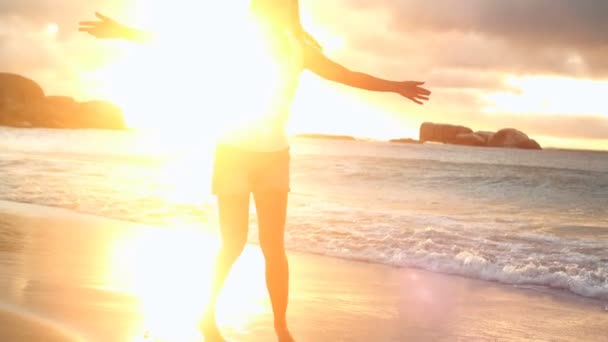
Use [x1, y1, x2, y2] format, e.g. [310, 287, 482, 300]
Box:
[1, 0, 607, 150]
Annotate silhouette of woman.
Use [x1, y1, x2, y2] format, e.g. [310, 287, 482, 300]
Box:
[80, 1, 430, 341]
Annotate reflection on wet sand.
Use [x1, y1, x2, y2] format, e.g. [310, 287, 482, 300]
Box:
[0, 202, 272, 341]
[2, 201, 607, 341]
[112, 226, 270, 341]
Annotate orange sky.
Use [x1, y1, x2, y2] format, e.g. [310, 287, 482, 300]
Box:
[1, 0, 607, 150]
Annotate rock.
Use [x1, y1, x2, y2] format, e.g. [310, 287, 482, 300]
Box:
[45, 96, 78, 111]
[42, 96, 79, 128]
[0, 73, 44, 102]
[420, 122, 473, 143]
[389, 138, 421, 144]
[419, 122, 435, 142]
[452, 133, 486, 146]
[0, 73, 45, 126]
[0, 73, 126, 130]
[488, 128, 530, 148]
[487, 128, 542, 150]
[42, 97, 125, 129]
[474, 131, 495, 144]
[515, 139, 542, 150]
[295, 133, 356, 141]
[417, 123, 542, 150]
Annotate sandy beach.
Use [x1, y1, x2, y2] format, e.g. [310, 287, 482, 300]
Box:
[0, 200, 606, 342]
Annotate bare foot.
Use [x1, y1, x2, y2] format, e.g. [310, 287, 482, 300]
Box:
[275, 326, 295, 342]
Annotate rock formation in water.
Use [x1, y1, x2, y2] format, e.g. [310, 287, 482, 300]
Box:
[419, 122, 473, 144]
[487, 128, 541, 150]
[295, 133, 356, 141]
[419, 122, 542, 150]
[0, 73, 125, 130]
[389, 138, 422, 144]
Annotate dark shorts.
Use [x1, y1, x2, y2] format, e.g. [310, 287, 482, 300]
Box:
[212, 145, 290, 195]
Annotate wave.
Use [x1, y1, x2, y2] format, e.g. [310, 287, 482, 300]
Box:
[285, 220, 608, 301]
[2, 129, 607, 301]
[2, 196, 607, 301]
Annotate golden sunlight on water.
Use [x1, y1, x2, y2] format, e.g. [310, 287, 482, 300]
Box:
[109, 225, 269, 341]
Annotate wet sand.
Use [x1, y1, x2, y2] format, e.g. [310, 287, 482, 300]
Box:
[0, 200, 606, 341]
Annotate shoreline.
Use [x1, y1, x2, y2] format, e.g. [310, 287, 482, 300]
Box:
[1, 199, 606, 304]
[0, 200, 607, 341]
[2, 126, 608, 153]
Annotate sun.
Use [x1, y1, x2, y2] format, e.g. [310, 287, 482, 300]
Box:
[95, 1, 281, 137]
[92, 0, 353, 134]
[45, 23, 59, 36]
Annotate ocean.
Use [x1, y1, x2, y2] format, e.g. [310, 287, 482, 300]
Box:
[1, 127, 607, 301]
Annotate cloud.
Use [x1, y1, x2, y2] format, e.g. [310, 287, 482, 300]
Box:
[0, 0, 606, 147]
[298, 0, 608, 145]
[0, 0, 129, 97]
[312, 0, 608, 78]
[345, 0, 608, 47]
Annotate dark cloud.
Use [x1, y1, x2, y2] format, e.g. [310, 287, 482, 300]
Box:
[326, 0, 608, 78]
[346, 0, 608, 47]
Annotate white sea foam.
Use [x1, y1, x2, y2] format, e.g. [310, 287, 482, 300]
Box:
[286, 217, 608, 300]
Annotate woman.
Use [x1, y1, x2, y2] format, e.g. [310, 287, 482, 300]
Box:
[80, 1, 430, 341]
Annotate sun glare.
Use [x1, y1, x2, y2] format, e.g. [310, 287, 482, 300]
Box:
[96, 0, 290, 139]
[110, 225, 268, 341]
[45, 23, 59, 36]
[81, 0, 407, 148]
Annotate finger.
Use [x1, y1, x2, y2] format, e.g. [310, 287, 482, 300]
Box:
[416, 87, 431, 95]
[78, 27, 97, 33]
[407, 96, 423, 105]
[95, 12, 110, 21]
[417, 95, 430, 101]
[78, 28, 99, 36]
[79, 21, 101, 26]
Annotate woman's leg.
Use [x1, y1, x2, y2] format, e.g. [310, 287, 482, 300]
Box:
[253, 190, 293, 341]
[202, 194, 250, 340]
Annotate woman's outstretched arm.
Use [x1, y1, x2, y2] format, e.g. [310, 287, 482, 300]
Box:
[303, 45, 431, 105]
[79, 12, 151, 42]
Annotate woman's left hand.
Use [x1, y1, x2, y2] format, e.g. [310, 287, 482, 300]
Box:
[395, 81, 431, 105]
[79, 12, 128, 39]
